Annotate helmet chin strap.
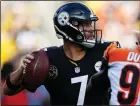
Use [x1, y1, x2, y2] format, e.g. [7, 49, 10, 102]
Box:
[82, 40, 96, 48]
[69, 39, 96, 48]
[65, 36, 96, 48]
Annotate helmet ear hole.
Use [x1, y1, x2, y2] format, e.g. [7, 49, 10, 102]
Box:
[72, 21, 79, 26]
[76, 34, 84, 42]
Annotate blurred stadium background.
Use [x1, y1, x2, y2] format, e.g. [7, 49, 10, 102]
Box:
[1, 1, 140, 105]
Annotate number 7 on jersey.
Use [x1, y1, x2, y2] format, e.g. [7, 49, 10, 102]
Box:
[71, 75, 88, 105]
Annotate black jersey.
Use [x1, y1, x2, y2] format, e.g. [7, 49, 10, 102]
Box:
[41, 42, 111, 105]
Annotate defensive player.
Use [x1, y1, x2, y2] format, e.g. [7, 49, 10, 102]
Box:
[87, 30, 140, 105]
[3, 2, 111, 105]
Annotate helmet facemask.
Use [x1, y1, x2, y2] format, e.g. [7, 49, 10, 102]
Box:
[73, 20, 103, 48]
[55, 18, 103, 48]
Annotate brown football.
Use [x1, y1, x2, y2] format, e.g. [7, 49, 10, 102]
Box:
[23, 49, 49, 91]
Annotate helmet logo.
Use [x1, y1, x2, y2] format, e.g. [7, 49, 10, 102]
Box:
[58, 11, 69, 26]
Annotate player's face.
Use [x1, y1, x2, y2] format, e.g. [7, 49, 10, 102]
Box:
[78, 21, 95, 40]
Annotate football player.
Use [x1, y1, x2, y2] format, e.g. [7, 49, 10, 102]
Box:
[3, 2, 112, 105]
[87, 30, 140, 105]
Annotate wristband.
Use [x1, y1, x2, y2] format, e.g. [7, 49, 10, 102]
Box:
[6, 73, 21, 91]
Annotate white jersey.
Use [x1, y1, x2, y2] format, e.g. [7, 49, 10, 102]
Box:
[104, 43, 140, 105]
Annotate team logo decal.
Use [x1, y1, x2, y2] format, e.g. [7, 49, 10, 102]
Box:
[57, 11, 69, 26]
[48, 65, 58, 79]
[94, 61, 102, 72]
[75, 67, 80, 73]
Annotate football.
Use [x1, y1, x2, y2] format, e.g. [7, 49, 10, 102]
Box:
[23, 49, 49, 91]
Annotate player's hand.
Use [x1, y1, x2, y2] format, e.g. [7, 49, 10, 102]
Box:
[9, 54, 34, 86]
[20, 54, 34, 74]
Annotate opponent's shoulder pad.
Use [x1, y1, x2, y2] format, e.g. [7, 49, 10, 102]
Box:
[103, 41, 121, 60]
[103, 41, 121, 48]
[111, 41, 121, 48]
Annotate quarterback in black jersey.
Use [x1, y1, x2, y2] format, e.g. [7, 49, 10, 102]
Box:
[3, 2, 111, 105]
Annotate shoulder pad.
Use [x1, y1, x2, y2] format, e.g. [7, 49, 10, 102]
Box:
[112, 41, 121, 48]
[104, 41, 121, 48]
[41, 46, 59, 52]
[103, 41, 121, 60]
